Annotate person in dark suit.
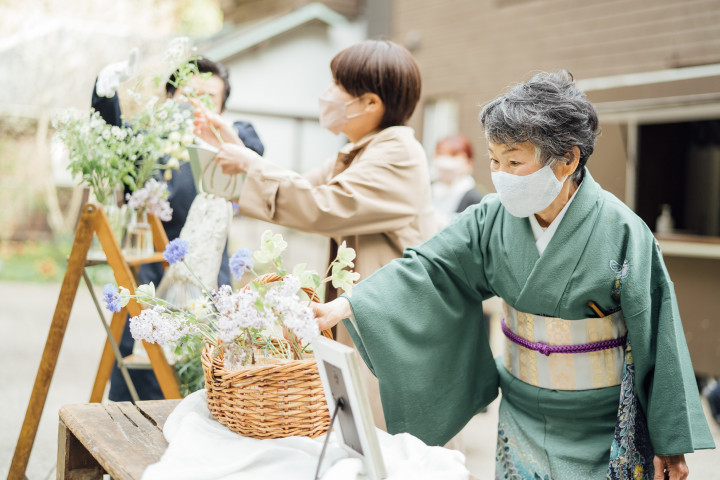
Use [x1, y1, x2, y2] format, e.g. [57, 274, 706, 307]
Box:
[92, 56, 264, 401]
[431, 133, 483, 228]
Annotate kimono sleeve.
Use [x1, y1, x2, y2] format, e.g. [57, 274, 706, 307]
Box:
[342, 206, 499, 446]
[624, 236, 715, 455]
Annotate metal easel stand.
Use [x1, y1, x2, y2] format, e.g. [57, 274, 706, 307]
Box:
[314, 397, 346, 480]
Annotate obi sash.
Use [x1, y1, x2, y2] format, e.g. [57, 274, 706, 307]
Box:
[502, 302, 627, 390]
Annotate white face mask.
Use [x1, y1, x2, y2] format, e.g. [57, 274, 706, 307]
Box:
[318, 86, 362, 135]
[434, 155, 469, 183]
[491, 165, 565, 217]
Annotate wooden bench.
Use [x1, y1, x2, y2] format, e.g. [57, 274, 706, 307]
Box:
[58, 400, 180, 480]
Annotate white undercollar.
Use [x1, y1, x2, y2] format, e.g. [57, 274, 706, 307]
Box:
[528, 182, 580, 255]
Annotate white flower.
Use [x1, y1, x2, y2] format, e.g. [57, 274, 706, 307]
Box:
[126, 179, 173, 221]
[335, 241, 356, 268]
[223, 343, 247, 371]
[254, 230, 288, 264]
[168, 131, 181, 142]
[164, 37, 191, 65]
[330, 264, 361, 297]
[135, 283, 156, 305]
[127, 89, 143, 105]
[156, 110, 168, 121]
[188, 298, 211, 318]
[213, 287, 274, 344]
[101, 129, 111, 140]
[117, 286, 132, 308]
[166, 157, 180, 169]
[169, 121, 179, 131]
[129, 306, 193, 346]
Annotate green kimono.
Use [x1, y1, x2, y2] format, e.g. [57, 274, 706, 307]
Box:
[343, 170, 714, 478]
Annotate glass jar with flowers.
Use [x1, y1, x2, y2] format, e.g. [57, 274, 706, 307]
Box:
[122, 179, 172, 257]
[102, 230, 360, 438]
[53, 110, 135, 256]
[53, 38, 204, 260]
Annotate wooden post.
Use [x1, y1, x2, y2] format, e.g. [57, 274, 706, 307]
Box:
[89, 310, 128, 403]
[9, 204, 180, 480]
[94, 208, 180, 400]
[8, 204, 97, 480]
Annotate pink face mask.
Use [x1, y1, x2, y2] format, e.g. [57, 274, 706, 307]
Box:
[318, 86, 362, 135]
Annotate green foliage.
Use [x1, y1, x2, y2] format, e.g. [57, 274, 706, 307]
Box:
[173, 337, 207, 397]
[0, 236, 112, 284]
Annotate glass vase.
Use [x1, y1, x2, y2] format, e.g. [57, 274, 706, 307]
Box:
[87, 201, 127, 261]
[123, 208, 154, 257]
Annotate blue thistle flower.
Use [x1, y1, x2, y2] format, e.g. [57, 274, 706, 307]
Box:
[163, 238, 189, 264]
[102, 284, 122, 313]
[229, 247, 254, 280]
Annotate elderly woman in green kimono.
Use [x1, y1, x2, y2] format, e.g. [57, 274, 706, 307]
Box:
[313, 71, 714, 479]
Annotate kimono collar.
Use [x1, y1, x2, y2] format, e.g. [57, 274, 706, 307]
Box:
[504, 168, 604, 316]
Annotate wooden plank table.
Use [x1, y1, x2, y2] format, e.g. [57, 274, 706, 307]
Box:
[58, 400, 180, 480]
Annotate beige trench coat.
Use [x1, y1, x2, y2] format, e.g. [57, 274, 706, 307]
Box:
[237, 126, 437, 428]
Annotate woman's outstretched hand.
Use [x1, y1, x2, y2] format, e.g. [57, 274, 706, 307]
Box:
[653, 455, 689, 480]
[190, 99, 244, 148]
[313, 297, 353, 331]
[215, 143, 257, 175]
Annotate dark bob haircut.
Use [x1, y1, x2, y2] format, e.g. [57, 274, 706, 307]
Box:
[165, 57, 231, 111]
[330, 40, 421, 129]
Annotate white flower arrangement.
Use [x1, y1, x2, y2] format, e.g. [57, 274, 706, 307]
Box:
[52, 37, 206, 205]
[103, 231, 360, 371]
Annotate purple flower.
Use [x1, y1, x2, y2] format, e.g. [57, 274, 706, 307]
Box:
[229, 248, 254, 280]
[163, 238, 189, 264]
[103, 284, 122, 313]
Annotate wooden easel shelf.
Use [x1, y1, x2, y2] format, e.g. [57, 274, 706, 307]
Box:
[8, 203, 181, 480]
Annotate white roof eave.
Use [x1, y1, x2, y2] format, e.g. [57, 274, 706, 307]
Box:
[201, 2, 349, 62]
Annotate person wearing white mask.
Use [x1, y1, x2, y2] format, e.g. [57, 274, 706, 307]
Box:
[313, 71, 714, 479]
[192, 40, 435, 431]
[431, 133, 483, 228]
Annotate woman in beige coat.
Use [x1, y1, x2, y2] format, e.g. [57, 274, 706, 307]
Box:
[193, 40, 436, 428]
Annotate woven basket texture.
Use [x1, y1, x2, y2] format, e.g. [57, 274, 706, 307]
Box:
[201, 272, 332, 439]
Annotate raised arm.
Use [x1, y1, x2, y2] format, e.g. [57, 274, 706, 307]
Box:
[220, 138, 430, 237]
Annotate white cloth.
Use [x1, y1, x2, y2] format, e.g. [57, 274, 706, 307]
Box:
[142, 390, 469, 480]
[527, 182, 580, 255]
[156, 193, 233, 307]
[431, 175, 476, 219]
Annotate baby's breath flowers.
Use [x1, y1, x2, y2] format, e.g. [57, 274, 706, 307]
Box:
[102, 230, 360, 371]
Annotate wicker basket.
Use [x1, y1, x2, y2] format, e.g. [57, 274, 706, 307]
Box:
[201, 273, 332, 439]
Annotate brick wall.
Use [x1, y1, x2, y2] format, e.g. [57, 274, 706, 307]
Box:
[392, 0, 720, 184]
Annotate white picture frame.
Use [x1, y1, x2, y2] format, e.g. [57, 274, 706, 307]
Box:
[312, 336, 387, 480]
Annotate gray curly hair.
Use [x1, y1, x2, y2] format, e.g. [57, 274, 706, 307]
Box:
[479, 71, 599, 183]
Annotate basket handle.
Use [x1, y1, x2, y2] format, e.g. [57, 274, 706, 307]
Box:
[253, 273, 334, 340]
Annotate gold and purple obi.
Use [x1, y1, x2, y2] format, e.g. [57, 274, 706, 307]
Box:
[501, 302, 627, 391]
